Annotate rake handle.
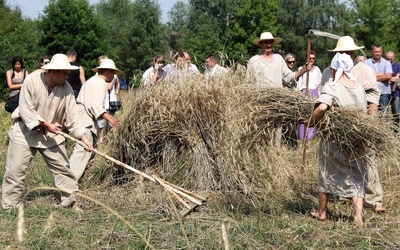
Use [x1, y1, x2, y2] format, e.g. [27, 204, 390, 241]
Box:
[58, 130, 157, 183]
[59, 131, 206, 206]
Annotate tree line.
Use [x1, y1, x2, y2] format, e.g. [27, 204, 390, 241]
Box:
[1, 0, 399, 98]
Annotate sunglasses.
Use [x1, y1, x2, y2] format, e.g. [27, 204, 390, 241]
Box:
[44, 61, 50, 65]
[309, 57, 316, 60]
[287, 61, 295, 64]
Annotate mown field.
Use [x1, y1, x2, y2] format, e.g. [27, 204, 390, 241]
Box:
[0, 87, 400, 249]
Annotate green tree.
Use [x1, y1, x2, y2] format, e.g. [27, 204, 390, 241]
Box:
[176, 7, 224, 69]
[276, 0, 350, 69]
[39, 0, 109, 76]
[227, 0, 280, 62]
[95, 0, 135, 82]
[0, 1, 42, 98]
[349, 0, 399, 53]
[96, 0, 168, 86]
[168, 0, 248, 67]
[167, 1, 190, 52]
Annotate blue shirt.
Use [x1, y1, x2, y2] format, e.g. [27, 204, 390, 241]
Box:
[365, 58, 393, 94]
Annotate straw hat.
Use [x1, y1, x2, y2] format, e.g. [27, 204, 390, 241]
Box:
[328, 36, 365, 52]
[92, 59, 123, 75]
[41, 54, 79, 70]
[253, 32, 282, 46]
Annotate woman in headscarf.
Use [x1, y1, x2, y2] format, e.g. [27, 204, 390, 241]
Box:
[303, 53, 368, 226]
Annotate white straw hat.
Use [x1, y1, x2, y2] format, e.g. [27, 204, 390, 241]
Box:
[41, 54, 79, 70]
[92, 59, 123, 75]
[253, 32, 282, 46]
[328, 36, 365, 52]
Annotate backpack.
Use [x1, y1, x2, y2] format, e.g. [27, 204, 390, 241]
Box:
[119, 76, 128, 90]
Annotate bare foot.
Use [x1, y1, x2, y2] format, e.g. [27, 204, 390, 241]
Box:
[71, 203, 83, 213]
[374, 204, 386, 214]
[353, 217, 364, 227]
[310, 210, 326, 221]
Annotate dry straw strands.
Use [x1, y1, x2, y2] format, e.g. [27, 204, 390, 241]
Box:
[17, 186, 156, 249]
[84, 68, 400, 204]
[59, 131, 206, 210]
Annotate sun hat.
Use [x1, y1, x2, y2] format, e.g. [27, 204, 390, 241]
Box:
[328, 36, 365, 52]
[253, 32, 282, 46]
[92, 59, 123, 75]
[41, 54, 79, 70]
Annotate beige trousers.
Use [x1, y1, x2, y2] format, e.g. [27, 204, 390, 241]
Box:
[1, 141, 78, 209]
[69, 128, 94, 182]
[364, 150, 383, 207]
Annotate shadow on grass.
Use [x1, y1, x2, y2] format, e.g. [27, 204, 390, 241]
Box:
[283, 188, 356, 224]
[24, 189, 61, 204]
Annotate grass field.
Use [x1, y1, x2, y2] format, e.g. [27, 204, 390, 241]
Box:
[0, 97, 400, 249]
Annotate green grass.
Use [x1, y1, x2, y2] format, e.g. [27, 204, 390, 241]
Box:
[0, 104, 400, 249]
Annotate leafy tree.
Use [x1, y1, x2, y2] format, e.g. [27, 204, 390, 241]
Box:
[95, 0, 135, 82]
[39, 0, 109, 76]
[0, 1, 42, 98]
[167, 1, 190, 52]
[226, 0, 280, 62]
[128, 0, 168, 69]
[176, 7, 224, 69]
[168, 0, 262, 67]
[276, 0, 350, 70]
[349, 0, 399, 54]
[96, 0, 168, 86]
[167, 0, 279, 63]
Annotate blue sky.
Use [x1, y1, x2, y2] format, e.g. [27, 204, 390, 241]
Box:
[8, 0, 186, 23]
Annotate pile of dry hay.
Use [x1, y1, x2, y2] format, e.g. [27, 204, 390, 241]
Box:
[83, 68, 400, 203]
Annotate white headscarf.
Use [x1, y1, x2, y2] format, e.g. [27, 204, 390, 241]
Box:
[330, 52, 355, 84]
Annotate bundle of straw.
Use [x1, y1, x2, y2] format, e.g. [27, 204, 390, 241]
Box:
[83, 68, 399, 203]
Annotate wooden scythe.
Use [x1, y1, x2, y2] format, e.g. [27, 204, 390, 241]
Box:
[301, 33, 313, 170]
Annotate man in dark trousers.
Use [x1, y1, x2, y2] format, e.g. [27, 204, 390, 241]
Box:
[386, 50, 400, 132]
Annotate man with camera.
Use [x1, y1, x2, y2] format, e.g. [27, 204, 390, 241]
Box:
[69, 59, 122, 182]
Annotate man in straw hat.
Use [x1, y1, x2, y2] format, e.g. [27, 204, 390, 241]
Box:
[1, 54, 93, 211]
[321, 36, 385, 213]
[246, 31, 310, 148]
[246, 32, 309, 87]
[69, 58, 122, 182]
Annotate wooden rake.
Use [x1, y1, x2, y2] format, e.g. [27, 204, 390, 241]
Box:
[59, 131, 207, 213]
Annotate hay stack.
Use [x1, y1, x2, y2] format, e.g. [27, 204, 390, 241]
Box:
[84, 68, 400, 203]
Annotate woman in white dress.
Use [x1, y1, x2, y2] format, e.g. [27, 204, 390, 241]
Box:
[302, 53, 368, 226]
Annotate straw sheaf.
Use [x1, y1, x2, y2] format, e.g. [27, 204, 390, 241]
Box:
[84, 68, 400, 202]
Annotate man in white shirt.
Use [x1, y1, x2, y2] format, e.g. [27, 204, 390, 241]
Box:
[204, 54, 228, 80]
[141, 56, 155, 87]
[183, 52, 202, 75]
[69, 59, 122, 181]
[1, 54, 92, 211]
